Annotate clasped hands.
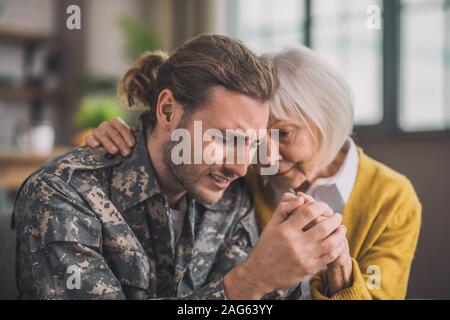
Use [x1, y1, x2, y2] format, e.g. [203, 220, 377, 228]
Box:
[224, 192, 353, 299]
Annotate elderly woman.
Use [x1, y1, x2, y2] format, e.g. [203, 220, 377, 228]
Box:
[85, 45, 421, 300]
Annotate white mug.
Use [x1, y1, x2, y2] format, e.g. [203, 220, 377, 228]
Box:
[17, 122, 55, 156]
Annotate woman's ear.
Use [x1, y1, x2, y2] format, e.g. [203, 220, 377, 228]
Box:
[155, 89, 177, 130]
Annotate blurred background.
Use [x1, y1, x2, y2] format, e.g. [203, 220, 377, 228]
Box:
[0, 0, 449, 299]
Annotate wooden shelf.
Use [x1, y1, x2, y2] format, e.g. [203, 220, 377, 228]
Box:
[0, 28, 54, 45]
[0, 85, 60, 101]
[0, 147, 70, 189]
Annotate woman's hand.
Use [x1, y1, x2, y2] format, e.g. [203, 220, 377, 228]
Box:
[299, 195, 353, 297]
[327, 231, 353, 296]
[85, 117, 136, 156]
[225, 193, 347, 299]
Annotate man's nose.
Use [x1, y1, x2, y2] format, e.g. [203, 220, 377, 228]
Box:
[223, 162, 249, 178]
[223, 143, 251, 178]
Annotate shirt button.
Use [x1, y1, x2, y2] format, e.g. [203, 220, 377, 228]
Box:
[104, 153, 115, 160]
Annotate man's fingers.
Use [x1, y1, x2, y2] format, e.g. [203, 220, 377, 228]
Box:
[279, 192, 297, 203]
[296, 192, 314, 204]
[314, 231, 347, 265]
[303, 215, 328, 232]
[111, 117, 135, 147]
[314, 224, 347, 257]
[294, 193, 322, 231]
[86, 135, 100, 148]
[268, 195, 305, 226]
[304, 213, 343, 243]
[285, 201, 334, 231]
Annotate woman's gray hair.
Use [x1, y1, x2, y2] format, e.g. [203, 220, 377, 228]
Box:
[262, 45, 354, 167]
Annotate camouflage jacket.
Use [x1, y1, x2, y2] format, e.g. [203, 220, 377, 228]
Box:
[13, 115, 302, 300]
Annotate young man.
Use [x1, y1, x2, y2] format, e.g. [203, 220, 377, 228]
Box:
[13, 35, 345, 299]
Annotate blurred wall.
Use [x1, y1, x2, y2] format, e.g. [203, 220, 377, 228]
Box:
[85, 0, 214, 79]
[85, 0, 145, 78]
[358, 134, 450, 299]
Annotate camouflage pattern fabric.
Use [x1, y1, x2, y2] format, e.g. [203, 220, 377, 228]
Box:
[12, 114, 302, 300]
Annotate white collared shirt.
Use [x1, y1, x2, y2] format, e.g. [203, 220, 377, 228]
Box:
[305, 138, 359, 214]
[272, 138, 359, 299]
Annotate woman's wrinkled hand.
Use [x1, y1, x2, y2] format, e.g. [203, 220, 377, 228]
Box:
[327, 234, 353, 296]
[85, 117, 136, 157]
[299, 193, 353, 297]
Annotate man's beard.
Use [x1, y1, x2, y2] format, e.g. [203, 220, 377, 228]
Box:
[163, 140, 212, 205]
[163, 139, 238, 205]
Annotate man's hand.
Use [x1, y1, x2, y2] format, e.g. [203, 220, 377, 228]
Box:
[224, 193, 347, 299]
[85, 117, 136, 157]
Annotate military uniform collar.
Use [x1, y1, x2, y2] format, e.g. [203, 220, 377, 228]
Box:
[197, 199, 229, 212]
[110, 114, 164, 212]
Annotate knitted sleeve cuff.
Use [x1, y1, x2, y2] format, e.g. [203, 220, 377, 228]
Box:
[310, 258, 372, 300]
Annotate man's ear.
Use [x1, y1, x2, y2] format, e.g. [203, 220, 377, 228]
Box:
[155, 89, 177, 130]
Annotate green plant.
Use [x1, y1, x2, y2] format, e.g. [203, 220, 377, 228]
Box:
[79, 76, 117, 94]
[118, 17, 160, 61]
[73, 16, 159, 130]
[74, 95, 125, 129]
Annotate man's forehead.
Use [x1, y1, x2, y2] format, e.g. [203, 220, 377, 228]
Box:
[194, 102, 269, 131]
[195, 113, 268, 132]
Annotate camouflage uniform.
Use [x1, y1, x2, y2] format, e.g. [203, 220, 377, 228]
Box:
[13, 114, 302, 300]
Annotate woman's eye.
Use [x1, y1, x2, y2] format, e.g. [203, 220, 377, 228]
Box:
[279, 130, 290, 138]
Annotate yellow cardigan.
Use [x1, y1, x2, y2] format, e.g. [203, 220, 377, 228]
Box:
[245, 147, 421, 300]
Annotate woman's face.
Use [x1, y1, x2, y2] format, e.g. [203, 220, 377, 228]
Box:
[267, 116, 322, 190]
